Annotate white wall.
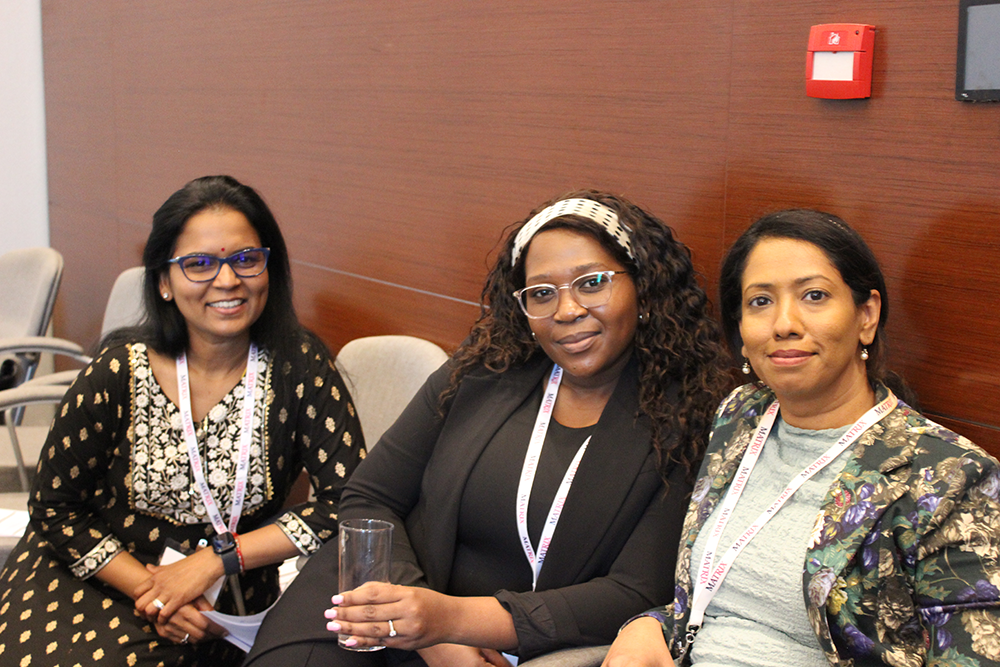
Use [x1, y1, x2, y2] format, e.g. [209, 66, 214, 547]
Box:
[0, 0, 49, 251]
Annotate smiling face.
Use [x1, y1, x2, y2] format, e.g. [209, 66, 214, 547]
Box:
[521, 228, 638, 389]
[159, 207, 269, 350]
[739, 237, 880, 426]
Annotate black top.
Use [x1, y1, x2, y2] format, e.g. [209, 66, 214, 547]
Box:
[0, 336, 365, 667]
[247, 353, 690, 662]
[451, 382, 596, 596]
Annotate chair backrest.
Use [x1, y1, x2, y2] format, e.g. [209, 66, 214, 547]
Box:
[0, 248, 64, 389]
[100, 267, 146, 337]
[0, 247, 63, 341]
[335, 335, 448, 448]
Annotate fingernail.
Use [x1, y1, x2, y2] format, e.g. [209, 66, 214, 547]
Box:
[324, 608, 337, 619]
[327, 621, 342, 632]
[331, 594, 344, 605]
[343, 638, 357, 647]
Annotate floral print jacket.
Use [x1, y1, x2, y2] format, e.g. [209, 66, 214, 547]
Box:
[647, 384, 1000, 667]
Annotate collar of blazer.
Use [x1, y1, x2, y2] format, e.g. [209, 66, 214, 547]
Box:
[417, 352, 659, 591]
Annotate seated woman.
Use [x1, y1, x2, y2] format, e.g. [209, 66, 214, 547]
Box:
[244, 191, 731, 666]
[602, 209, 1000, 667]
[0, 175, 366, 666]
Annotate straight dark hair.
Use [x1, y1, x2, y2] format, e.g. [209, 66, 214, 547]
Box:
[718, 208, 916, 405]
[104, 175, 305, 358]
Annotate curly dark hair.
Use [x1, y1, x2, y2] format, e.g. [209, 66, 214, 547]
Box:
[442, 190, 731, 482]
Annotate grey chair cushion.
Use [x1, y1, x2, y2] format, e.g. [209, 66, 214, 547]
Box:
[335, 335, 448, 447]
[518, 645, 609, 667]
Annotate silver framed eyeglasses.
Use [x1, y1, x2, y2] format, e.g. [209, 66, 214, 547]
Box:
[513, 270, 629, 319]
[167, 247, 271, 283]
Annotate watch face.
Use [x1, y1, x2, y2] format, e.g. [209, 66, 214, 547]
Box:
[212, 532, 236, 552]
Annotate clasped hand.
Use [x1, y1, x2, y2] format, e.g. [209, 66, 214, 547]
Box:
[133, 547, 226, 644]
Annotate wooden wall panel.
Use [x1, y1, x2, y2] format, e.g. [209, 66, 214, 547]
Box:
[721, 0, 1000, 447]
[44, 0, 734, 344]
[42, 0, 999, 451]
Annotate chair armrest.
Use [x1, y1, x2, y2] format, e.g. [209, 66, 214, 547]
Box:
[18, 369, 81, 388]
[0, 336, 91, 365]
[0, 383, 72, 412]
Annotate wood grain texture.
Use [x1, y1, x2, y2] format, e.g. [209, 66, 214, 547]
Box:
[42, 0, 999, 451]
[721, 0, 1000, 451]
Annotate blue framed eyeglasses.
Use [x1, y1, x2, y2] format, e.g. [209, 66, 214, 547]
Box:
[167, 247, 271, 283]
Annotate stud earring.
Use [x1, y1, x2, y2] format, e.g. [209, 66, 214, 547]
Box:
[531, 332, 537, 340]
[162, 292, 170, 300]
[860, 347, 869, 361]
[638, 313, 644, 322]
[741, 359, 751, 375]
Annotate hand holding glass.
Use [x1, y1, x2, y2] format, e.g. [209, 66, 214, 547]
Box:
[338, 519, 393, 651]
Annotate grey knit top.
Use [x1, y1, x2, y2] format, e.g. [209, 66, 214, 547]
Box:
[689, 417, 851, 667]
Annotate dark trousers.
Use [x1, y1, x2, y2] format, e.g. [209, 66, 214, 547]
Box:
[244, 641, 426, 667]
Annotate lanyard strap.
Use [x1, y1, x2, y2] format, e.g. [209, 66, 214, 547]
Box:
[176, 343, 259, 536]
[688, 392, 897, 631]
[515, 365, 591, 591]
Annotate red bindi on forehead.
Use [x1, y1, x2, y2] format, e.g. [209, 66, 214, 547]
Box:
[220, 247, 225, 252]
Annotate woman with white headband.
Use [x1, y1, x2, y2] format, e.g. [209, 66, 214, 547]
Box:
[245, 190, 731, 667]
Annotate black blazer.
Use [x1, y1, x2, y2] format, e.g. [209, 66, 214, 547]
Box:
[247, 353, 689, 661]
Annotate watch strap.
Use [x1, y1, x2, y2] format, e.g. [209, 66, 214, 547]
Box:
[219, 545, 242, 576]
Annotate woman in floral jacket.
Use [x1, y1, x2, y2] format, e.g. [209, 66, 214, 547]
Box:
[602, 209, 1000, 667]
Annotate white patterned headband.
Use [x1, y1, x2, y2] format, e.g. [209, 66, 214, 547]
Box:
[510, 198, 635, 267]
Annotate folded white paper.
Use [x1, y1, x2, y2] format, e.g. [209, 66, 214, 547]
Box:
[159, 545, 223, 605]
[202, 604, 277, 652]
[0, 509, 29, 537]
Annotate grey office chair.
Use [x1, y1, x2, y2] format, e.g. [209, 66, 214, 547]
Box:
[335, 335, 449, 447]
[519, 646, 609, 667]
[281, 335, 449, 584]
[0, 247, 65, 403]
[0, 266, 146, 490]
[0, 382, 74, 565]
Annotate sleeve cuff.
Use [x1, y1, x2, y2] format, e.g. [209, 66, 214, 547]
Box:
[275, 511, 324, 555]
[69, 534, 125, 579]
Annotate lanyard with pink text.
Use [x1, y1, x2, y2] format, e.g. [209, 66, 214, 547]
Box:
[515, 364, 591, 591]
[687, 391, 897, 636]
[175, 343, 259, 536]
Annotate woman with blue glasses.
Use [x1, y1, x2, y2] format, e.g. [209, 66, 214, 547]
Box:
[0, 175, 366, 666]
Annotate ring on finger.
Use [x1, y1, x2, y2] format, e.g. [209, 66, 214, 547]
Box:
[180, 633, 190, 644]
[388, 619, 397, 638]
[153, 599, 165, 610]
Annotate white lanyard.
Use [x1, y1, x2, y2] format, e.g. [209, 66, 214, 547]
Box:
[175, 343, 259, 536]
[515, 365, 591, 591]
[687, 392, 897, 633]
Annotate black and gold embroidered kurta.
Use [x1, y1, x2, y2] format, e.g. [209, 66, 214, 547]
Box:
[0, 336, 365, 666]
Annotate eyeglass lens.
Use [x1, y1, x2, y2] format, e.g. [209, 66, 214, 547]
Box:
[177, 249, 269, 281]
[520, 271, 614, 317]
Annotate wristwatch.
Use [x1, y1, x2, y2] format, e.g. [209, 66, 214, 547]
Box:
[211, 532, 241, 576]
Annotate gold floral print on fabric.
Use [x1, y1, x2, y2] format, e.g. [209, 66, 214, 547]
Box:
[126, 343, 273, 525]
